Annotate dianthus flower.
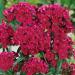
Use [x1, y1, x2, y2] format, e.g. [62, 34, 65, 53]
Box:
[13, 23, 51, 55]
[62, 62, 69, 69]
[45, 50, 55, 61]
[37, 4, 73, 33]
[0, 52, 14, 71]
[22, 57, 48, 75]
[54, 35, 73, 59]
[3, 6, 15, 22]
[13, 25, 39, 55]
[0, 21, 14, 48]
[3, 2, 36, 23]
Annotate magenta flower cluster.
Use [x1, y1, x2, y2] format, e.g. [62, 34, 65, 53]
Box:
[0, 2, 74, 75]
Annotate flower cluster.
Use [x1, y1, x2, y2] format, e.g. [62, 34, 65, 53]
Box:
[0, 52, 14, 71]
[0, 21, 14, 48]
[22, 57, 48, 75]
[3, 2, 36, 23]
[0, 2, 74, 75]
[37, 4, 73, 32]
[37, 4, 73, 60]
[13, 25, 51, 55]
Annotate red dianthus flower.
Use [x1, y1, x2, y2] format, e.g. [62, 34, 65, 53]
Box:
[0, 52, 14, 71]
[22, 57, 48, 75]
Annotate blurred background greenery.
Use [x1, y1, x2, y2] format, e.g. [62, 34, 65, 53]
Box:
[0, 0, 75, 25]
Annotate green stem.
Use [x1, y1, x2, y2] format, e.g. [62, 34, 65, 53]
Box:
[3, 48, 5, 52]
[6, 48, 10, 52]
[17, 47, 21, 53]
[42, 52, 48, 65]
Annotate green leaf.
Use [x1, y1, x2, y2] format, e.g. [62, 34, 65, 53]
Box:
[56, 60, 63, 74]
[20, 72, 26, 75]
[66, 59, 70, 64]
[69, 0, 75, 9]
[25, 0, 41, 4]
[0, 3, 4, 23]
[50, 67, 56, 74]
[6, 70, 14, 75]
[0, 70, 4, 75]
[61, 0, 70, 6]
[34, 52, 44, 58]
[10, 20, 20, 30]
[46, 72, 53, 75]
[16, 57, 25, 63]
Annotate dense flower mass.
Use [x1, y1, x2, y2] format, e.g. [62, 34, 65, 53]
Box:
[22, 57, 48, 75]
[13, 25, 51, 55]
[37, 4, 73, 33]
[0, 2, 74, 75]
[37, 4, 73, 60]
[13, 25, 40, 55]
[3, 2, 36, 23]
[0, 21, 14, 48]
[0, 52, 14, 71]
